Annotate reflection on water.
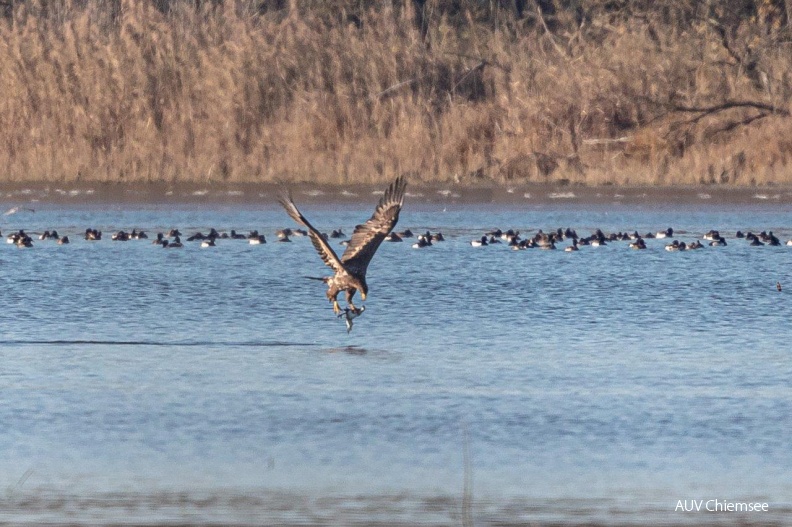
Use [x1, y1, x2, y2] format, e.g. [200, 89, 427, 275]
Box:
[0, 203, 791, 525]
[325, 345, 370, 355]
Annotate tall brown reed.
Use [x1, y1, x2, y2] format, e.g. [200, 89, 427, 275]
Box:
[1, 0, 791, 186]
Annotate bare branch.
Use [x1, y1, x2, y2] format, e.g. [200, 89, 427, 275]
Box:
[669, 100, 789, 117]
[452, 61, 486, 94]
[373, 77, 423, 100]
[534, 2, 568, 57]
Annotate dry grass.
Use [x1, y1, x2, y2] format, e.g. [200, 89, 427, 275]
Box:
[2, 0, 792, 186]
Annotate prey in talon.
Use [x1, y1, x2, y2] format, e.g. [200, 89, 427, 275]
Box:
[338, 306, 365, 334]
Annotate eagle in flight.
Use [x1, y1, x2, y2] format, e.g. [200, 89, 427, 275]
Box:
[279, 175, 407, 314]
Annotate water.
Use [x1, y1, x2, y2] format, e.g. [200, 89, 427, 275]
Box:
[0, 200, 791, 525]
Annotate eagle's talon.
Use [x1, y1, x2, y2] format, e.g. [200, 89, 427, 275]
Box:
[333, 301, 341, 314]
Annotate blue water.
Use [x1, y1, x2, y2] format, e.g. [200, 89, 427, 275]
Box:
[0, 200, 791, 525]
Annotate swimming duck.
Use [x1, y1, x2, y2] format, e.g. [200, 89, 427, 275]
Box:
[167, 236, 183, 248]
[591, 229, 607, 245]
[564, 240, 579, 252]
[276, 228, 293, 239]
[201, 238, 216, 247]
[385, 232, 402, 242]
[84, 228, 102, 240]
[656, 227, 673, 239]
[471, 236, 488, 247]
[709, 236, 727, 246]
[412, 235, 432, 249]
[500, 229, 519, 241]
[230, 230, 246, 240]
[168, 229, 182, 238]
[131, 229, 148, 240]
[431, 232, 445, 242]
[278, 233, 292, 242]
[247, 230, 260, 239]
[687, 240, 703, 250]
[629, 238, 647, 250]
[330, 229, 345, 239]
[519, 239, 537, 250]
[749, 237, 764, 246]
[152, 233, 165, 245]
[555, 228, 566, 241]
[57, 236, 70, 245]
[249, 234, 266, 245]
[7, 230, 25, 244]
[532, 232, 550, 247]
[111, 230, 129, 241]
[398, 229, 414, 238]
[16, 235, 33, 248]
[665, 240, 682, 251]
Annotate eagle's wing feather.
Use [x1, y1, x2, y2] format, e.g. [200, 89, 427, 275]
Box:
[278, 192, 345, 274]
[341, 175, 407, 275]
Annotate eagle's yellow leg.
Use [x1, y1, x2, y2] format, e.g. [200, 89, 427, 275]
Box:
[333, 300, 341, 314]
[346, 290, 358, 312]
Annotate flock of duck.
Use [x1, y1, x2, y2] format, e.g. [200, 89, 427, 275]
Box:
[462, 227, 792, 252]
[2, 225, 437, 249]
[3, 225, 791, 252]
[4, 227, 289, 248]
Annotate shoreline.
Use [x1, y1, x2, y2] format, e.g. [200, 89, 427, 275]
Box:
[2, 487, 789, 527]
[2, 182, 792, 208]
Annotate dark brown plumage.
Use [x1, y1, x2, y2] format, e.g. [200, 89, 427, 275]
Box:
[279, 175, 407, 313]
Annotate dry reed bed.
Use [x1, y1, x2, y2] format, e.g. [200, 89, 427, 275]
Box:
[1, 0, 792, 186]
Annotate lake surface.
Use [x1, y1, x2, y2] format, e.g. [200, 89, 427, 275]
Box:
[0, 196, 791, 525]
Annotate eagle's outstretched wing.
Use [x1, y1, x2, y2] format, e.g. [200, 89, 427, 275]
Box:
[341, 175, 407, 275]
[278, 192, 345, 275]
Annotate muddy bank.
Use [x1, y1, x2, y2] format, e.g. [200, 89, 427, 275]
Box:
[2, 182, 792, 209]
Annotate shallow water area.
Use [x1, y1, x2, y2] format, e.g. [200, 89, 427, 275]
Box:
[0, 198, 791, 525]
